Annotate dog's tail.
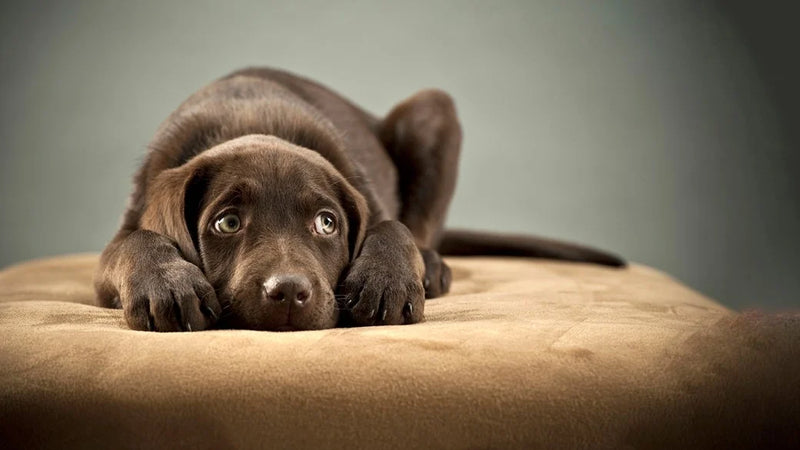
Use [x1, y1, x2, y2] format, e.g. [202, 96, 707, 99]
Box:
[437, 229, 626, 268]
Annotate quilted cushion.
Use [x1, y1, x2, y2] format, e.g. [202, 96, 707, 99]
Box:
[0, 255, 797, 449]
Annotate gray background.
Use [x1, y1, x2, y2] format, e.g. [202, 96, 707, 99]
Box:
[1, 1, 798, 310]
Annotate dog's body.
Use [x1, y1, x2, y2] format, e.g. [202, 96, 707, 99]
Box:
[95, 67, 624, 332]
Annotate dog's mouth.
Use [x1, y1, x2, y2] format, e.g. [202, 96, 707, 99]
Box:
[221, 305, 303, 331]
[274, 308, 296, 332]
[222, 282, 339, 331]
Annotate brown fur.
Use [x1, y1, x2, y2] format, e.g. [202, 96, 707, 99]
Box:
[94, 67, 624, 332]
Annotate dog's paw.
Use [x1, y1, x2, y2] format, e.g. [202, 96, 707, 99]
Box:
[341, 260, 425, 326]
[339, 221, 425, 326]
[120, 257, 221, 332]
[420, 249, 452, 298]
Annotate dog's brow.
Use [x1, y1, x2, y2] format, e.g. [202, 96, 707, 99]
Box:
[299, 187, 338, 211]
[212, 182, 257, 208]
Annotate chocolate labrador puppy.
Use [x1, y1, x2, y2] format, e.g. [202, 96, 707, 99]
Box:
[94, 67, 624, 332]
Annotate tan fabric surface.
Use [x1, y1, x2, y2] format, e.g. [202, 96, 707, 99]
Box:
[0, 255, 797, 449]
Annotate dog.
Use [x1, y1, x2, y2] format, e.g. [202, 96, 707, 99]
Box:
[94, 67, 625, 332]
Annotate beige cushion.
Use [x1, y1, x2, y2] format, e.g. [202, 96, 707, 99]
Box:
[0, 255, 797, 449]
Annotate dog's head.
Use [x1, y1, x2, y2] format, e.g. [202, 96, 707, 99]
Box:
[140, 134, 368, 330]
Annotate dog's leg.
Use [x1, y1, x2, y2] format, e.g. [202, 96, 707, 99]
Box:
[379, 89, 461, 298]
[94, 228, 222, 332]
[339, 220, 426, 326]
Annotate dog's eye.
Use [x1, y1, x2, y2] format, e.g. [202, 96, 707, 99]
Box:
[313, 211, 337, 235]
[214, 213, 241, 234]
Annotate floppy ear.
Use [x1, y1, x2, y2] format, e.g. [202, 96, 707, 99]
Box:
[338, 180, 369, 262]
[140, 164, 209, 267]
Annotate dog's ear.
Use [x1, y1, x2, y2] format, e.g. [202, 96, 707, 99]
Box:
[140, 164, 209, 267]
[338, 180, 369, 262]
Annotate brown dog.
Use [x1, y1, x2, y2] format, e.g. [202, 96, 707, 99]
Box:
[94, 67, 624, 332]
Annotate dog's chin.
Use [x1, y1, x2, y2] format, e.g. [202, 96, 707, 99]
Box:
[222, 313, 338, 331]
[261, 312, 339, 331]
[222, 295, 340, 331]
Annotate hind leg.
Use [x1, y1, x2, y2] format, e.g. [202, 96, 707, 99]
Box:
[379, 89, 462, 297]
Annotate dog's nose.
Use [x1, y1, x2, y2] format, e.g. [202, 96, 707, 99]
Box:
[263, 274, 312, 306]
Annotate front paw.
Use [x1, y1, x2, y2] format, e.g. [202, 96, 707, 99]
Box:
[339, 221, 425, 326]
[121, 258, 221, 332]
